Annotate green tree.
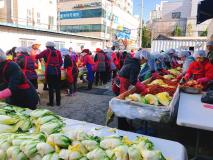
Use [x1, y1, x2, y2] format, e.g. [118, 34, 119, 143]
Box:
[172, 25, 182, 36]
[200, 29, 208, 36]
[142, 27, 151, 48]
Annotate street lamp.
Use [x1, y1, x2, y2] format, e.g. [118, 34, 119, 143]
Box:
[139, 0, 144, 48]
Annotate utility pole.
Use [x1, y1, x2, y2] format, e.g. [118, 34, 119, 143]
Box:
[139, 0, 144, 48]
[104, 0, 108, 49]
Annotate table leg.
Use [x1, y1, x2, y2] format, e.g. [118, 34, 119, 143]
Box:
[191, 130, 200, 160]
[144, 121, 148, 135]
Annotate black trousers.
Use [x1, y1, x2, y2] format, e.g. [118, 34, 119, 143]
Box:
[46, 75, 61, 105]
[95, 72, 105, 85]
[112, 70, 117, 79]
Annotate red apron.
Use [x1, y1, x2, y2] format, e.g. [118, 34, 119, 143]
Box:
[45, 50, 60, 79]
[2, 60, 30, 89]
[66, 67, 73, 84]
[119, 77, 130, 94]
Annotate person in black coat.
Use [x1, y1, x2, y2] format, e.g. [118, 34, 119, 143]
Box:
[0, 48, 38, 109]
[118, 50, 148, 94]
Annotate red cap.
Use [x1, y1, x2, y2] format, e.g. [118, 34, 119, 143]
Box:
[96, 48, 101, 52]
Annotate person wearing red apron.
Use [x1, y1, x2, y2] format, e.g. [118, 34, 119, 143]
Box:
[184, 50, 207, 81]
[117, 50, 148, 131]
[14, 47, 38, 89]
[0, 49, 38, 109]
[36, 42, 63, 106]
[94, 48, 106, 85]
[81, 49, 95, 90]
[62, 48, 79, 96]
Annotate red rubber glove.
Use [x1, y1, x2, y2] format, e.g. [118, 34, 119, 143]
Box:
[184, 73, 190, 81]
[176, 74, 183, 81]
[152, 72, 160, 79]
[197, 78, 209, 84]
[135, 81, 147, 93]
[161, 69, 170, 75]
[0, 88, 12, 99]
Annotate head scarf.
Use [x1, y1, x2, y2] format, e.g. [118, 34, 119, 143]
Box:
[134, 50, 150, 60]
[193, 50, 206, 58]
[46, 41, 55, 47]
[60, 48, 70, 56]
[178, 50, 190, 58]
[15, 47, 29, 53]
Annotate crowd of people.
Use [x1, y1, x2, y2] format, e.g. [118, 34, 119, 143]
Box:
[0, 38, 213, 110]
[113, 40, 213, 96]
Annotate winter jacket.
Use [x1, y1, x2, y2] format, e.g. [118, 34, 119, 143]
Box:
[106, 52, 116, 71]
[0, 61, 38, 109]
[204, 61, 213, 80]
[36, 48, 63, 76]
[94, 52, 106, 72]
[82, 54, 95, 65]
[119, 57, 141, 85]
[15, 52, 38, 80]
[185, 60, 207, 80]
[64, 55, 79, 77]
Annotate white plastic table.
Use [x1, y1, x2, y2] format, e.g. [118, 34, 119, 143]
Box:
[177, 92, 213, 159]
[64, 118, 188, 160]
[177, 93, 213, 131]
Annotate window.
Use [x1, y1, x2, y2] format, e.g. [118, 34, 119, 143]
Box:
[48, 16, 54, 29]
[54, 41, 65, 50]
[37, 12, 41, 24]
[60, 24, 105, 33]
[19, 38, 35, 47]
[60, 9, 105, 20]
[27, 9, 32, 25]
[172, 12, 181, 19]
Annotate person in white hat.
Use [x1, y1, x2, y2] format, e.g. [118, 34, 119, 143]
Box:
[0, 48, 39, 109]
[30, 41, 41, 62]
[36, 41, 63, 106]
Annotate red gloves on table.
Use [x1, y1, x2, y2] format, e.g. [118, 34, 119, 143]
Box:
[184, 73, 190, 81]
[176, 74, 183, 81]
[0, 88, 12, 99]
[152, 72, 161, 79]
[161, 69, 170, 75]
[135, 81, 148, 94]
[197, 78, 209, 84]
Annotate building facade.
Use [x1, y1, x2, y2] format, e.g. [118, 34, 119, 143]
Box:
[148, 0, 211, 38]
[0, 0, 57, 30]
[58, 0, 139, 49]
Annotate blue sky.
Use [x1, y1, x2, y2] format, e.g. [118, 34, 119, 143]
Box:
[133, 0, 162, 22]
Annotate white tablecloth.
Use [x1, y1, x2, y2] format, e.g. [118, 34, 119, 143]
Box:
[64, 118, 187, 160]
[177, 93, 213, 131]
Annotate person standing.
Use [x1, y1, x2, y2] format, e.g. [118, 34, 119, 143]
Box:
[117, 50, 148, 131]
[15, 47, 38, 89]
[94, 48, 106, 85]
[0, 49, 38, 109]
[81, 49, 95, 90]
[36, 42, 63, 106]
[63, 48, 79, 96]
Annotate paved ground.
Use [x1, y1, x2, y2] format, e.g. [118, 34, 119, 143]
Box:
[38, 83, 117, 127]
[38, 82, 213, 159]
